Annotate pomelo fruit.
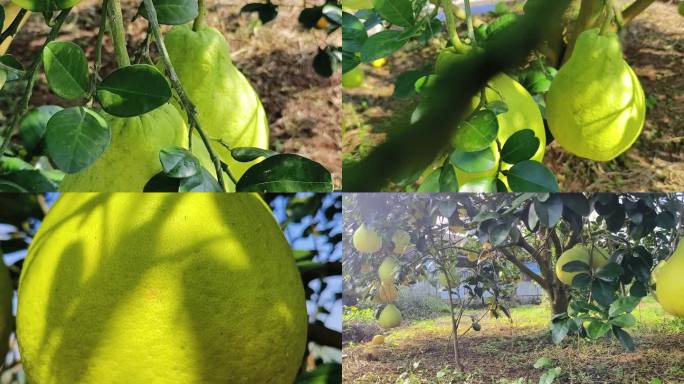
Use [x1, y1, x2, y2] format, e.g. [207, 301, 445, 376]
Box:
[546, 28, 645, 161]
[162, 25, 269, 179]
[371, 335, 385, 345]
[377, 281, 398, 303]
[392, 230, 410, 255]
[555, 245, 608, 285]
[17, 193, 307, 384]
[653, 240, 684, 317]
[342, 66, 365, 89]
[377, 304, 402, 329]
[378, 257, 398, 283]
[353, 224, 382, 253]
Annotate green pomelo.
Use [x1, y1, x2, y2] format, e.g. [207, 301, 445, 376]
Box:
[59, 104, 189, 192]
[653, 240, 684, 317]
[555, 245, 608, 285]
[353, 224, 382, 253]
[378, 304, 402, 329]
[392, 230, 410, 255]
[163, 25, 269, 179]
[378, 257, 399, 283]
[546, 28, 645, 161]
[17, 193, 307, 384]
[342, 66, 365, 89]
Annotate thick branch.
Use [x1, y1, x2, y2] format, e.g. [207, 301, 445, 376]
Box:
[621, 0, 656, 24]
[549, 228, 563, 260]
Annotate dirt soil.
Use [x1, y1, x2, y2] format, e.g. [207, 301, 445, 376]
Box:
[342, 1, 684, 192]
[343, 314, 684, 383]
[1, 0, 341, 187]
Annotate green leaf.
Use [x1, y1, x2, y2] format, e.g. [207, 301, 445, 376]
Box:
[591, 279, 617, 307]
[586, 319, 611, 339]
[139, 0, 199, 25]
[533, 194, 562, 227]
[179, 168, 222, 192]
[539, 367, 561, 384]
[231, 147, 278, 162]
[506, 160, 559, 192]
[342, 12, 367, 53]
[501, 129, 539, 164]
[159, 147, 201, 178]
[562, 260, 589, 273]
[571, 273, 591, 288]
[45, 107, 111, 173]
[450, 147, 496, 173]
[439, 161, 458, 192]
[608, 296, 641, 318]
[393, 70, 424, 98]
[373, 0, 414, 27]
[236, 154, 333, 192]
[451, 109, 498, 152]
[143, 172, 181, 192]
[533, 357, 553, 369]
[1, 170, 57, 192]
[488, 222, 510, 245]
[359, 30, 406, 62]
[96, 64, 171, 117]
[612, 326, 635, 351]
[610, 313, 636, 328]
[594, 262, 622, 282]
[42, 41, 89, 100]
[655, 211, 675, 229]
[417, 168, 440, 192]
[485, 100, 508, 115]
[19, 105, 63, 153]
[561, 193, 590, 216]
[550, 318, 570, 344]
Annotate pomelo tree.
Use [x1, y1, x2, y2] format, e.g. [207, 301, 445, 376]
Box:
[342, 0, 676, 191]
[344, 192, 684, 355]
[0, 0, 338, 192]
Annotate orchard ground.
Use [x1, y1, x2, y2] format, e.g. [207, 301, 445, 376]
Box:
[0, 0, 342, 187]
[342, 1, 684, 192]
[343, 296, 684, 383]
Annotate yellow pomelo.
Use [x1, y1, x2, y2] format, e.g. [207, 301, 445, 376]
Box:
[163, 25, 269, 179]
[653, 241, 684, 317]
[353, 224, 382, 253]
[378, 304, 402, 329]
[392, 230, 410, 255]
[371, 58, 387, 68]
[378, 257, 398, 283]
[59, 104, 194, 192]
[0, 261, 12, 359]
[377, 281, 398, 303]
[17, 194, 307, 384]
[342, 66, 365, 89]
[546, 28, 645, 161]
[467, 253, 478, 262]
[555, 245, 608, 285]
[371, 335, 385, 345]
[10, 0, 80, 12]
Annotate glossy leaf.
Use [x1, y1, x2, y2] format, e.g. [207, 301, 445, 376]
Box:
[19, 105, 63, 153]
[506, 161, 559, 192]
[451, 110, 498, 152]
[159, 147, 201, 178]
[500, 129, 539, 164]
[231, 147, 278, 162]
[139, 0, 199, 25]
[96, 64, 171, 117]
[450, 147, 496, 173]
[42, 41, 89, 100]
[236, 154, 333, 192]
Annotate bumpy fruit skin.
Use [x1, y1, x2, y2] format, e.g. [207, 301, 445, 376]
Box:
[353, 224, 382, 253]
[163, 25, 269, 179]
[378, 304, 402, 329]
[17, 193, 307, 384]
[555, 245, 608, 285]
[342, 66, 365, 89]
[371, 335, 385, 345]
[0, 262, 12, 360]
[653, 240, 684, 317]
[378, 257, 398, 283]
[546, 28, 645, 161]
[59, 104, 191, 192]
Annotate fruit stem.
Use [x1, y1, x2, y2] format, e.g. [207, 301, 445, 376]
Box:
[463, 0, 476, 46]
[621, 0, 656, 24]
[441, 0, 465, 52]
[90, 0, 109, 99]
[193, 0, 206, 31]
[107, 0, 131, 67]
[142, 0, 227, 191]
[0, 9, 72, 159]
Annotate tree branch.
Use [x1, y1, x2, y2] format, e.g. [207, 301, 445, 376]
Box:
[621, 0, 656, 24]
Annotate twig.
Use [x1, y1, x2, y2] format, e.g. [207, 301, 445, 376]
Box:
[0, 9, 72, 158]
[90, 0, 109, 99]
[142, 0, 227, 191]
[0, 9, 28, 46]
[193, 0, 206, 31]
[107, 0, 131, 67]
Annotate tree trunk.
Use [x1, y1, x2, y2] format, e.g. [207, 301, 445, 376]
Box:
[550, 279, 570, 315]
[445, 279, 464, 371]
